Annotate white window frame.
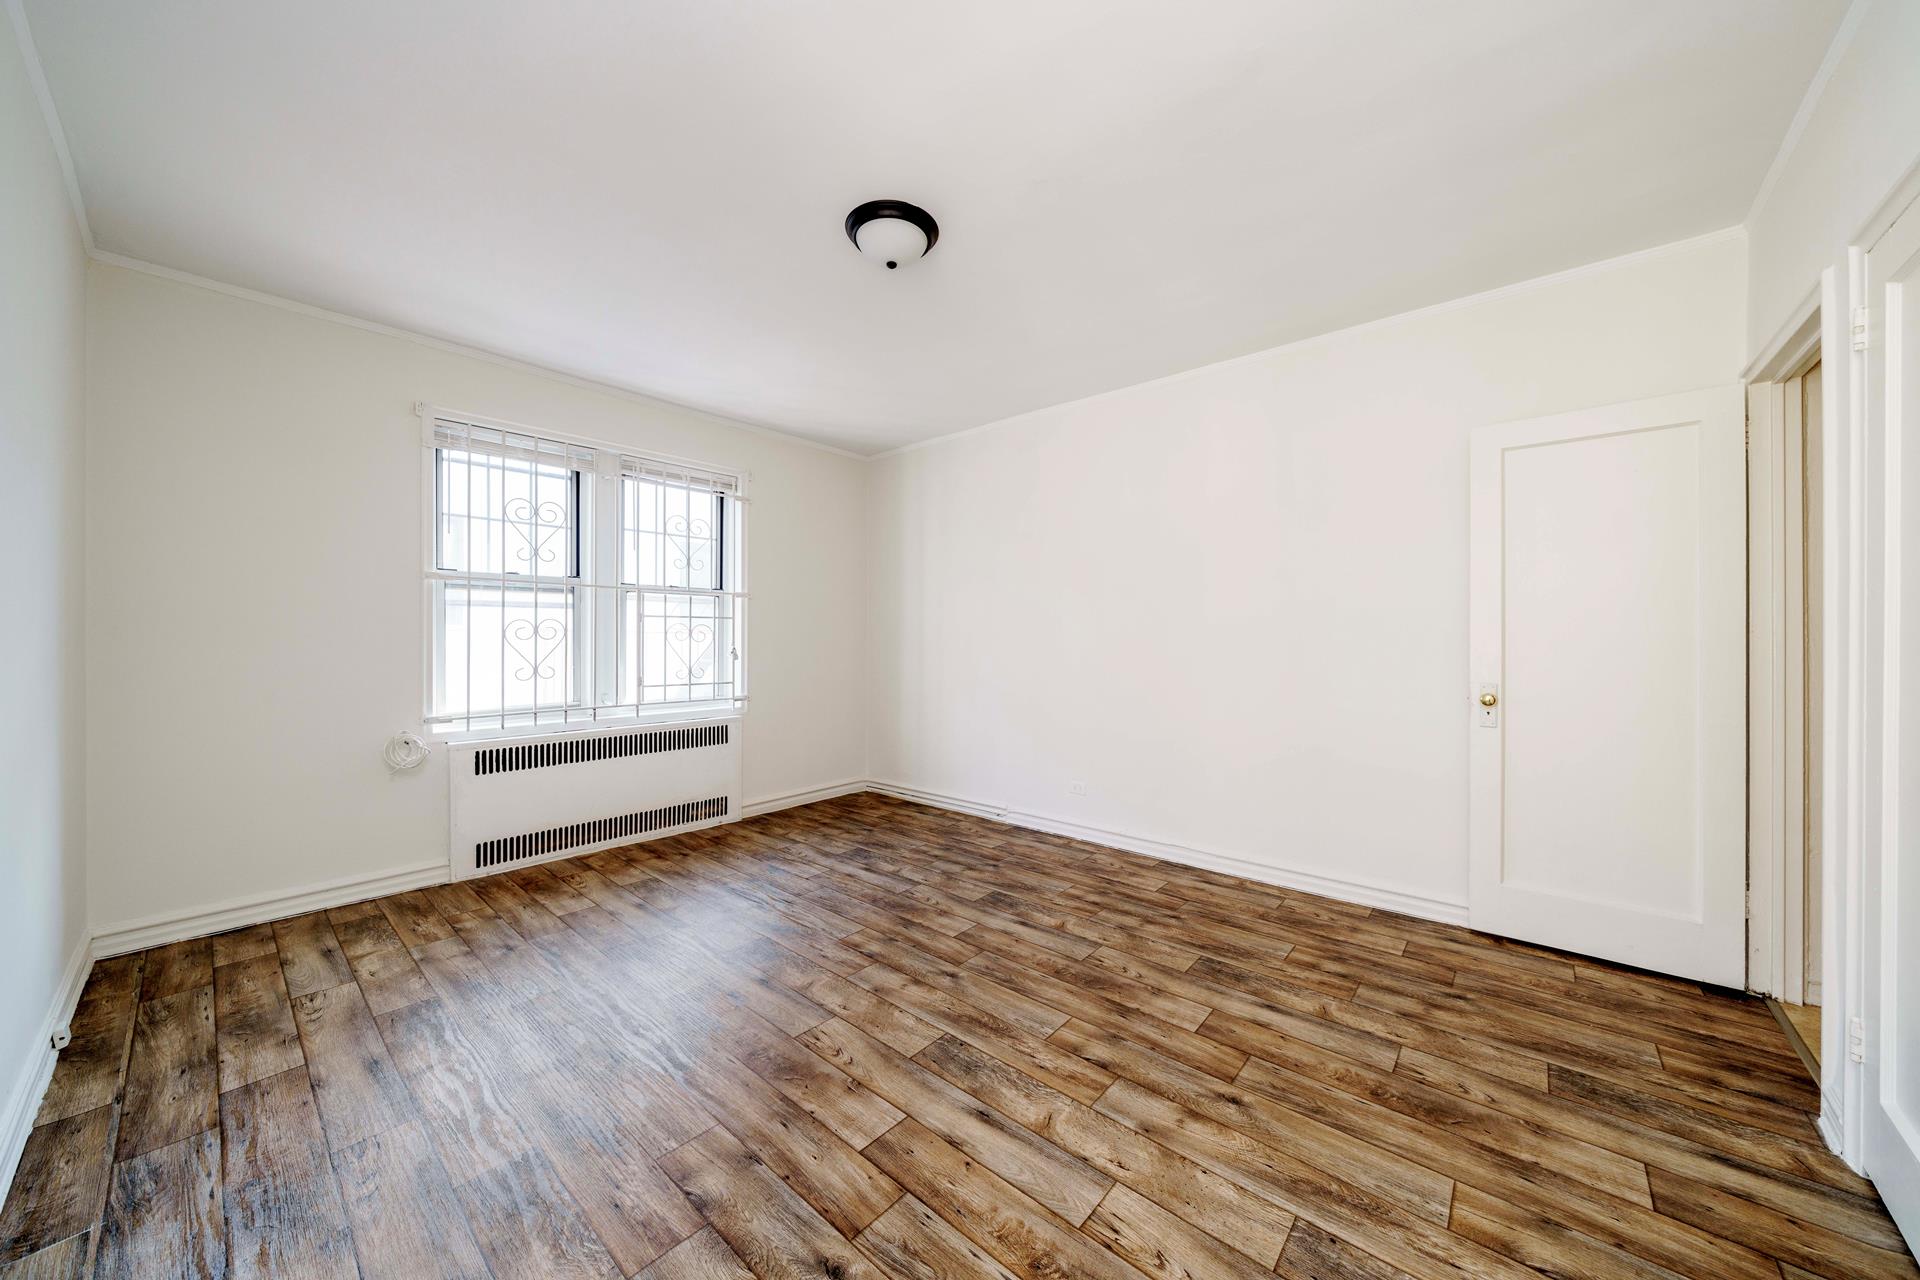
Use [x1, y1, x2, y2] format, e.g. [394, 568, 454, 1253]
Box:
[417, 403, 748, 740]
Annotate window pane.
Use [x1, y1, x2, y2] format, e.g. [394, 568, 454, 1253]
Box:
[437, 583, 579, 719]
[438, 448, 577, 577]
[621, 477, 721, 589]
[616, 589, 732, 707]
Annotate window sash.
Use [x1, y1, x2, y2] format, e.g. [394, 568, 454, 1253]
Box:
[434, 449, 582, 580]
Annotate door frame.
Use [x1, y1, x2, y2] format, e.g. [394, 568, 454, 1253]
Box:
[1859, 175, 1920, 1240]
[1791, 161, 1920, 1178]
[1746, 301, 1822, 1007]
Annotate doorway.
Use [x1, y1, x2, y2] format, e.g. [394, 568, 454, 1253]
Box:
[1747, 323, 1824, 1081]
[1468, 388, 1748, 985]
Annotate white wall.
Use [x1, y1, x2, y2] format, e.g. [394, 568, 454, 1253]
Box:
[868, 232, 1746, 915]
[1746, 0, 1920, 356]
[1, 11, 88, 1179]
[84, 264, 868, 937]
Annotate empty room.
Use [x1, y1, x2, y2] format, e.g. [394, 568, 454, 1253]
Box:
[6, 0, 1920, 1276]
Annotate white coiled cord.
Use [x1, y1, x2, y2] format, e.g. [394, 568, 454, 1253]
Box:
[383, 730, 431, 771]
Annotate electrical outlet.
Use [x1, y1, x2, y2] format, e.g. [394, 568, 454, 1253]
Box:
[1068, 781, 1086, 796]
[51, 1025, 71, 1051]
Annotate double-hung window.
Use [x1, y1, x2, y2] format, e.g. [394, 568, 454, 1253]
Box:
[423, 408, 745, 735]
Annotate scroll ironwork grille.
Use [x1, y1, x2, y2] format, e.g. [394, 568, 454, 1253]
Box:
[423, 409, 746, 735]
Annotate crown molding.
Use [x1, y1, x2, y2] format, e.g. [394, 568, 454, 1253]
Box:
[873, 224, 1748, 461]
[89, 251, 870, 461]
[1744, 0, 1869, 228]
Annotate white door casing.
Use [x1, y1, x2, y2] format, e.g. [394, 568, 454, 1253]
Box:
[1864, 191, 1920, 1249]
[1469, 387, 1746, 987]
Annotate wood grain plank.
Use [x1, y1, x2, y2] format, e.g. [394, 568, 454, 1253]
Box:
[963, 948, 1244, 1079]
[378, 890, 457, 950]
[719, 1006, 905, 1150]
[221, 1066, 358, 1280]
[690, 1048, 901, 1236]
[330, 904, 435, 1015]
[375, 997, 534, 1178]
[1542, 1060, 1864, 1192]
[1239, 1052, 1644, 1208]
[213, 952, 303, 1092]
[864, 1116, 1154, 1280]
[855, 1195, 1023, 1280]
[422, 881, 489, 920]
[454, 1150, 623, 1280]
[139, 939, 213, 1002]
[1094, 1080, 1540, 1280]
[331, 1121, 491, 1280]
[291, 981, 413, 1151]
[1394, 1047, 1895, 1247]
[659, 1125, 896, 1280]
[1647, 1167, 1920, 1280]
[116, 987, 217, 1160]
[0, 1231, 90, 1280]
[1197, 1023, 1779, 1280]
[759, 951, 943, 1055]
[516, 1099, 708, 1275]
[1446, 1183, 1692, 1280]
[850, 933, 1071, 1038]
[471, 876, 569, 940]
[34, 956, 142, 1125]
[1273, 1220, 1417, 1280]
[1086, 949, 1404, 1073]
[0, 1108, 113, 1264]
[1082, 1182, 1276, 1280]
[273, 912, 353, 998]
[93, 1131, 223, 1280]
[912, 1034, 1295, 1268]
[210, 923, 278, 968]
[801, 1016, 1110, 1225]
[850, 962, 1114, 1103]
[1058, 1020, 1456, 1225]
[632, 1226, 755, 1280]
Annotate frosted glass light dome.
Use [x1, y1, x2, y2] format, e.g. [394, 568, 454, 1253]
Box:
[856, 217, 929, 269]
[845, 200, 939, 270]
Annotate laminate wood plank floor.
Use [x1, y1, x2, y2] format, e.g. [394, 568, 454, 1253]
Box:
[3, 793, 1913, 1278]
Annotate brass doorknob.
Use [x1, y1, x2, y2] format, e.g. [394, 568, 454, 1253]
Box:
[1479, 692, 1498, 707]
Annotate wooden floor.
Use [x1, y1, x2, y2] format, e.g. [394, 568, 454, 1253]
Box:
[3, 794, 1914, 1280]
[1780, 1001, 1824, 1074]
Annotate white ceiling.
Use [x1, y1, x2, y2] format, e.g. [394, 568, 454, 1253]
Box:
[28, 0, 1845, 454]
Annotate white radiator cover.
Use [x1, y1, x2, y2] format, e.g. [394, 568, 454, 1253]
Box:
[447, 717, 741, 880]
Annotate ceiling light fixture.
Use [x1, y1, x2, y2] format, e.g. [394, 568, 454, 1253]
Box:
[845, 200, 939, 270]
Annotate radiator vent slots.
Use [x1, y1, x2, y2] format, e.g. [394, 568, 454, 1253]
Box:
[474, 723, 731, 776]
[475, 796, 730, 869]
[451, 717, 738, 880]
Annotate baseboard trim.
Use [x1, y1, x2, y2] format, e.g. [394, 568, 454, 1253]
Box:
[862, 780, 1472, 927]
[88, 774, 1469, 955]
[861, 781, 1011, 822]
[741, 778, 870, 819]
[1817, 1107, 1857, 1171]
[91, 860, 448, 959]
[1, 936, 91, 1204]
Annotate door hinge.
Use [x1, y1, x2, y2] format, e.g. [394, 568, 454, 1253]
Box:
[1848, 1015, 1866, 1063]
[1852, 306, 1870, 352]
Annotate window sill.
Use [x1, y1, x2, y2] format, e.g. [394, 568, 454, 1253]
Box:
[428, 702, 744, 744]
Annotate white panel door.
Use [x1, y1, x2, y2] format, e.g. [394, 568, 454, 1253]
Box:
[1469, 387, 1745, 985]
[1866, 191, 1920, 1250]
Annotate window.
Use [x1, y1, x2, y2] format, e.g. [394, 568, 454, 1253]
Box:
[423, 409, 745, 735]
